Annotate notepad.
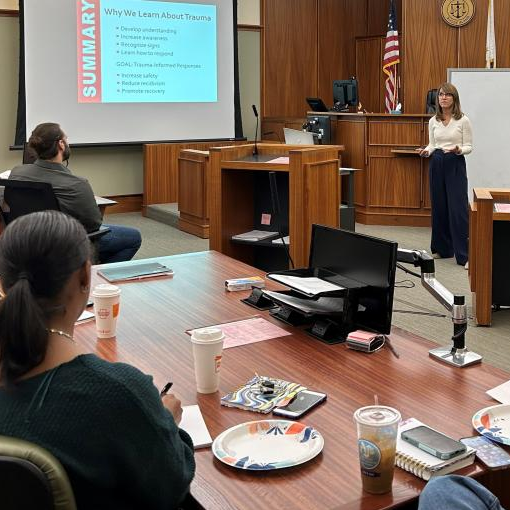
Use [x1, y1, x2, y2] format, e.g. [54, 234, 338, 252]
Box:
[395, 418, 475, 481]
[179, 405, 213, 449]
[75, 310, 94, 324]
[98, 262, 173, 282]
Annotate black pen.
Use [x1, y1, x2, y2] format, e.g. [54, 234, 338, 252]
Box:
[160, 382, 173, 396]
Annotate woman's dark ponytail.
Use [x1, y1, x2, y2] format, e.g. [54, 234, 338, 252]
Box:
[0, 278, 47, 383]
[0, 211, 90, 385]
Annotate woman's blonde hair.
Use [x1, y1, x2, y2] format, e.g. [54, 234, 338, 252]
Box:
[435, 82, 463, 121]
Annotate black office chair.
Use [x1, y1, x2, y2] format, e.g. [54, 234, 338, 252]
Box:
[0, 179, 110, 248]
[426, 89, 438, 114]
[0, 435, 77, 510]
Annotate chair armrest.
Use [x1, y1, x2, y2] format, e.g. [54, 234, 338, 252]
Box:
[87, 225, 111, 241]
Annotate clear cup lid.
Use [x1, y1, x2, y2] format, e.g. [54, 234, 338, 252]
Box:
[92, 284, 121, 297]
[354, 406, 401, 426]
[191, 327, 224, 343]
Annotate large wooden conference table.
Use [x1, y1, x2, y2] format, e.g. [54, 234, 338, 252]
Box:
[75, 251, 510, 510]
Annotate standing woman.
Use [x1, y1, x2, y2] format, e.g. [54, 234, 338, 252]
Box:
[419, 83, 472, 268]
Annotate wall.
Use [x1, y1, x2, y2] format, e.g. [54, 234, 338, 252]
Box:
[0, 1, 260, 196]
[262, 0, 401, 117]
[403, 0, 510, 113]
[0, 16, 20, 173]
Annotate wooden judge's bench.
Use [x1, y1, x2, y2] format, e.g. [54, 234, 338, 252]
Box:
[262, 112, 432, 227]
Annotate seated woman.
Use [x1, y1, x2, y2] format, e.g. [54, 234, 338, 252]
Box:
[0, 211, 195, 509]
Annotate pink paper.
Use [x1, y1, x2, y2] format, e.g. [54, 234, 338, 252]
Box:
[205, 317, 291, 348]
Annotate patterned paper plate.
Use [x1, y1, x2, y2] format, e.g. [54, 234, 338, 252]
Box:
[212, 419, 324, 470]
[472, 404, 510, 445]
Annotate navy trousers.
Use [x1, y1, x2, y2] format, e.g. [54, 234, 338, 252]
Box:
[429, 151, 469, 265]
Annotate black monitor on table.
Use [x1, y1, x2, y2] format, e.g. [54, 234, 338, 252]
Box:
[333, 79, 358, 109]
[309, 224, 397, 335]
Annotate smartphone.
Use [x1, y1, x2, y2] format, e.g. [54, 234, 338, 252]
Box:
[460, 436, 510, 470]
[401, 425, 466, 460]
[273, 390, 327, 419]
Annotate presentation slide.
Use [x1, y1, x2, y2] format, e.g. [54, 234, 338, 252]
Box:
[77, 0, 217, 103]
[23, 0, 236, 144]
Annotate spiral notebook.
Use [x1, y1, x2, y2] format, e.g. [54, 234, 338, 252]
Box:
[396, 418, 476, 481]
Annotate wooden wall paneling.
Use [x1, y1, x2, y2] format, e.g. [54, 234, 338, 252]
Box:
[403, 0, 458, 114]
[143, 141, 240, 214]
[143, 144, 176, 211]
[103, 195, 143, 214]
[334, 117, 366, 206]
[178, 151, 210, 238]
[367, 155, 421, 208]
[355, 36, 384, 113]
[366, 0, 403, 37]
[422, 164, 431, 209]
[459, 0, 510, 68]
[263, 0, 318, 117]
[368, 119, 422, 145]
[261, 118, 307, 143]
[317, 0, 367, 103]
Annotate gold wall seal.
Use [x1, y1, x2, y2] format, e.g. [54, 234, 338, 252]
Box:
[441, 0, 475, 27]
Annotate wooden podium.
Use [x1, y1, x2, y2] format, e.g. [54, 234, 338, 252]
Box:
[469, 188, 510, 325]
[178, 149, 210, 238]
[209, 143, 343, 269]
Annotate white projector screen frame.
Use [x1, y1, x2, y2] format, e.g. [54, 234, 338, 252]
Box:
[22, 0, 236, 145]
[448, 68, 510, 201]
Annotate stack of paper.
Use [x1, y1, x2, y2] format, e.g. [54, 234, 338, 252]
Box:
[232, 230, 278, 242]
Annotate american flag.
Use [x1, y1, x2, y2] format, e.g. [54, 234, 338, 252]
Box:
[383, 0, 400, 113]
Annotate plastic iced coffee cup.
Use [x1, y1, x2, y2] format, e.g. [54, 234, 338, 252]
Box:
[92, 284, 121, 339]
[353, 405, 401, 494]
[190, 327, 224, 393]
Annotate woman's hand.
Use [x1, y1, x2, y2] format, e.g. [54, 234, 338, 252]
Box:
[443, 145, 461, 155]
[417, 147, 429, 157]
[162, 393, 183, 425]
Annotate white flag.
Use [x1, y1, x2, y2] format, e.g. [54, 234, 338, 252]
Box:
[486, 0, 496, 68]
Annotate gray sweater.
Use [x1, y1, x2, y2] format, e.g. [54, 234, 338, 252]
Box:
[10, 159, 102, 232]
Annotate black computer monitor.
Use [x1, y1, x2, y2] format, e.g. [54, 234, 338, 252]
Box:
[22, 142, 38, 164]
[306, 97, 329, 112]
[309, 224, 397, 335]
[333, 79, 359, 108]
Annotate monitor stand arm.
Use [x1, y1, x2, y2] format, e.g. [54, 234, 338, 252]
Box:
[397, 249, 482, 367]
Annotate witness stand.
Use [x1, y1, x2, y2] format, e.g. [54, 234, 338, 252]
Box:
[208, 143, 344, 270]
[469, 188, 510, 325]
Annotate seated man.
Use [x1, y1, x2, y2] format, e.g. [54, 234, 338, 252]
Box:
[10, 122, 141, 263]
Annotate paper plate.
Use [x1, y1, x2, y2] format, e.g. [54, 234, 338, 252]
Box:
[472, 404, 510, 445]
[212, 419, 324, 470]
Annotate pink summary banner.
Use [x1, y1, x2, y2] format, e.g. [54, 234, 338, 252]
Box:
[77, 0, 102, 103]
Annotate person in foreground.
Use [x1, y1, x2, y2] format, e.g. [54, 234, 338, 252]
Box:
[10, 122, 141, 263]
[419, 82, 472, 268]
[418, 475, 505, 510]
[0, 211, 195, 509]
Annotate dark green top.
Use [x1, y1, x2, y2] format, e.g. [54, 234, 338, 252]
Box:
[0, 354, 195, 509]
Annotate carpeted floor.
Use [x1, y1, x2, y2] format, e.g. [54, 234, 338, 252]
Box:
[105, 212, 510, 371]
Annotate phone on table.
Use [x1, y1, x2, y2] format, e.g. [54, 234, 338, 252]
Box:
[401, 425, 466, 460]
[273, 390, 327, 419]
[460, 436, 510, 470]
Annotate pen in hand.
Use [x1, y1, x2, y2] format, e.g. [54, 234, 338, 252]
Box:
[160, 381, 174, 396]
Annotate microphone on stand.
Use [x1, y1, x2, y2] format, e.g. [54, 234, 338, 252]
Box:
[252, 104, 259, 156]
